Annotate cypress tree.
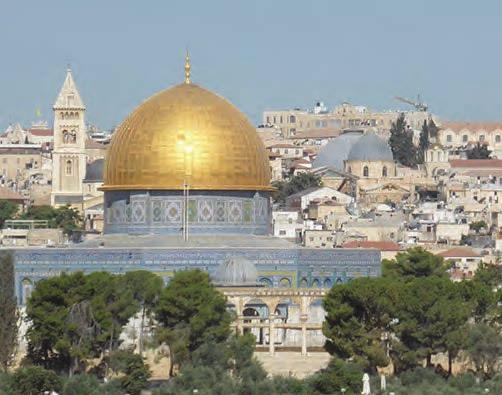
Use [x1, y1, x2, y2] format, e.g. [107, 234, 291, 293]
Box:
[389, 113, 417, 167]
[417, 120, 430, 164]
[0, 251, 19, 372]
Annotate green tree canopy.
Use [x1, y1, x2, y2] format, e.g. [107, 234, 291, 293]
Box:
[21, 204, 83, 236]
[323, 277, 401, 371]
[271, 172, 322, 205]
[26, 271, 157, 375]
[417, 120, 429, 164]
[382, 247, 448, 280]
[466, 142, 491, 159]
[0, 200, 19, 227]
[393, 277, 471, 373]
[155, 270, 232, 371]
[466, 323, 502, 379]
[389, 113, 417, 167]
[6, 365, 63, 395]
[0, 252, 18, 372]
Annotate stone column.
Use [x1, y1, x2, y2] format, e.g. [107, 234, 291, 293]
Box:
[300, 313, 308, 356]
[236, 315, 244, 335]
[269, 314, 275, 356]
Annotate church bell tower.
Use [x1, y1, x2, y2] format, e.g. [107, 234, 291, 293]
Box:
[51, 67, 87, 206]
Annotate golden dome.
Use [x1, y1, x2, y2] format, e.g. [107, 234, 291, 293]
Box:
[102, 83, 273, 191]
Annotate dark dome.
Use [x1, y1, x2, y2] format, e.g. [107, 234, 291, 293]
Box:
[213, 256, 258, 286]
[347, 132, 393, 161]
[84, 159, 104, 182]
[313, 130, 364, 170]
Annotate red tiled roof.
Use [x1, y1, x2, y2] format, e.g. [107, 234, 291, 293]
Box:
[449, 159, 502, 169]
[29, 128, 53, 136]
[441, 122, 502, 133]
[437, 247, 481, 258]
[342, 241, 401, 251]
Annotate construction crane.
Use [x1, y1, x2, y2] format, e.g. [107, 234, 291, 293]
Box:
[394, 95, 428, 112]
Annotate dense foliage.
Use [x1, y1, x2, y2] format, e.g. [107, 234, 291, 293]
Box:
[0, 252, 18, 372]
[272, 172, 322, 205]
[467, 142, 492, 159]
[21, 204, 83, 236]
[0, 200, 19, 227]
[25, 270, 162, 375]
[7, 253, 502, 394]
[389, 113, 417, 167]
[324, 247, 502, 378]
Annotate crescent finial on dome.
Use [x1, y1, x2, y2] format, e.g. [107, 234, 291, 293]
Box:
[184, 50, 191, 84]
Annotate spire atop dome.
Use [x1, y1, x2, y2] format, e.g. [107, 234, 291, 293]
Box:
[53, 67, 85, 110]
[184, 50, 191, 84]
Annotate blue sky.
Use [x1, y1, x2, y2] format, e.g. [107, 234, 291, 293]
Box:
[1, 0, 502, 130]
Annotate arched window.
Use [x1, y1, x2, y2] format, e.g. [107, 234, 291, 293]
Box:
[279, 278, 291, 288]
[299, 278, 308, 288]
[382, 166, 388, 177]
[363, 166, 369, 177]
[289, 115, 296, 123]
[259, 278, 272, 288]
[324, 278, 332, 288]
[65, 160, 72, 175]
[312, 279, 320, 288]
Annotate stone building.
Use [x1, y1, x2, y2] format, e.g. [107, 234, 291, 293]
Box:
[13, 58, 380, 305]
[263, 102, 434, 138]
[313, 130, 415, 205]
[51, 67, 87, 206]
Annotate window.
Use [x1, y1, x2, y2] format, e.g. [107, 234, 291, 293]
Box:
[363, 166, 369, 177]
[279, 230, 286, 236]
[266, 116, 270, 124]
[295, 149, 299, 154]
[382, 166, 388, 177]
[65, 160, 72, 175]
[463, 134, 468, 143]
[280, 116, 283, 123]
[480, 135, 485, 142]
[289, 115, 296, 123]
[447, 135, 452, 143]
[496, 135, 501, 143]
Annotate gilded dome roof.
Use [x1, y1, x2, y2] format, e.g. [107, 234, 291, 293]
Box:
[347, 132, 393, 162]
[102, 83, 272, 191]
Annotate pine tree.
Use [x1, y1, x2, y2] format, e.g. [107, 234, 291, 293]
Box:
[389, 113, 417, 167]
[0, 251, 19, 372]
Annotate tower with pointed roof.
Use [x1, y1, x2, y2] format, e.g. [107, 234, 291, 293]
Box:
[51, 67, 87, 206]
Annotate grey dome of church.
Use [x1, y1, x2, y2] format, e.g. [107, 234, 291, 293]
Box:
[347, 132, 393, 162]
[313, 130, 364, 170]
[213, 256, 259, 286]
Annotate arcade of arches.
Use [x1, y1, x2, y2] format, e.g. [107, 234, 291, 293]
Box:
[220, 287, 327, 356]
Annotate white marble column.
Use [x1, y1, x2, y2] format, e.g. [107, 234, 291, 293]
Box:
[300, 313, 308, 356]
[269, 314, 275, 356]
